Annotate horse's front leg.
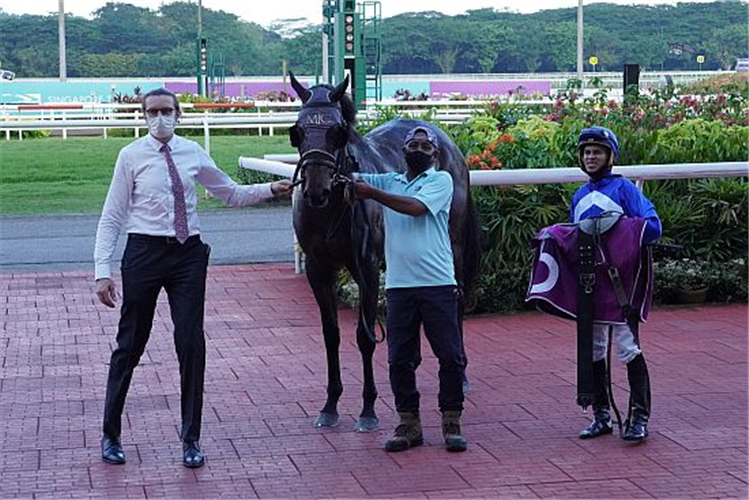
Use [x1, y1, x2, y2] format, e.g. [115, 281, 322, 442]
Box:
[349, 259, 380, 432]
[306, 258, 343, 427]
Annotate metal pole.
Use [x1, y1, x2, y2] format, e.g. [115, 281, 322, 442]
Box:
[197, 0, 204, 97]
[322, 32, 329, 84]
[576, 0, 583, 82]
[321, 0, 329, 83]
[197, 0, 202, 38]
[58, 0, 67, 81]
[282, 60, 288, 93]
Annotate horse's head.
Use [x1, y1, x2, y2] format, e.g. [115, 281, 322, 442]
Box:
[289, 72, 355, 208]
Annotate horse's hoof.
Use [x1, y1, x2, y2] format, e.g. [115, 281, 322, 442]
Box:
[354, 417, 379, 433]
[314, 412, 340, 428]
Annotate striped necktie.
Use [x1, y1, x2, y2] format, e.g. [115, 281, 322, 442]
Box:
[160, 144, 189, 244]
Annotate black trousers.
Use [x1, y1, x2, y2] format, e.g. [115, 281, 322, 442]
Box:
[102, 234, 210, 443]
[386, 286, 465, 414]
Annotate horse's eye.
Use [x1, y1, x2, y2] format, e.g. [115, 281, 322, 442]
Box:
[326, 125, 347, 149]
[289, 125, 304, 148]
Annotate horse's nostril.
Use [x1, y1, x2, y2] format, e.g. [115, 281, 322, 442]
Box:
[321, 189, 331, 199]
[308, 196, 328, 208]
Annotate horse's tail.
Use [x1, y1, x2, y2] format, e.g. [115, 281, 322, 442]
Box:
[462, 189, 482, 298]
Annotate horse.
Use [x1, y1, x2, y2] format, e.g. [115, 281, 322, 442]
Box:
[288, 72, 480, 432]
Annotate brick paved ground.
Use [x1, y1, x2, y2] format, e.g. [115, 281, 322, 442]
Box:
[1, 264, 747, 499]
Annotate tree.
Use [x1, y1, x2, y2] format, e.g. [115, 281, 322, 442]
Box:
[705, 25, 748, 69]
[542, 22, 577, 72]
[0, 1, 747, 77]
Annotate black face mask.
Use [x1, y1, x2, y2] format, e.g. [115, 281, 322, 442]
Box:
[405, 151, 433, 172]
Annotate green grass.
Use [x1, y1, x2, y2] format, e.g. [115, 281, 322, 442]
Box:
[0, 135, 296, 215]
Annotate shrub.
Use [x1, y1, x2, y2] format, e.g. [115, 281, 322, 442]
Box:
[337, 85, 748, 315]
[707, 258, 748, 303]
[21, 129, 51, 139]
[654, 258, 748, 304]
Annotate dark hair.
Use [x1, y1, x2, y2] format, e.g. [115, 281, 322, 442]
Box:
[141, 88, 181, 115]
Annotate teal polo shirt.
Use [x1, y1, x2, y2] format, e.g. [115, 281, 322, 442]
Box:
[357, 168, 456, 289]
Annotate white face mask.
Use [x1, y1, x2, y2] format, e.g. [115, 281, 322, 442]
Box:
[147, 113, 176, 139]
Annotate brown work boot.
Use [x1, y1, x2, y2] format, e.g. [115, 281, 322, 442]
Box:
[442, 411, 467, 452]
[384, 412, 423, 452]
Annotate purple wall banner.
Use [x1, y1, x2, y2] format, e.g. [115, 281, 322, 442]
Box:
[429, 80, 551, 97]
[165, 81, 308, 99]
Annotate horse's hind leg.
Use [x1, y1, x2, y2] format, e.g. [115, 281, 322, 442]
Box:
[306, 259, 343, 428]
[351, 262, 380, 432]
[452, 239, 471, 394]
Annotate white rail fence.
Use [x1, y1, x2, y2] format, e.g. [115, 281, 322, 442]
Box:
[0, 100, 515, 152]
[0, 101, 508, 147]
[238, 155, 748, 273]
[1, 78, 732, 144]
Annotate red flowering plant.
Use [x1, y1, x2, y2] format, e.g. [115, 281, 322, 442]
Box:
[466, 133, 515, 170]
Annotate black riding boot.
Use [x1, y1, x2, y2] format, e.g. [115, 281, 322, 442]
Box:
[579, 359, 613, 439]
[622, 354, 651, 442]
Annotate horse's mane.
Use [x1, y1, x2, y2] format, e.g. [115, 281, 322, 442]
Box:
[339, 93, 357, 129]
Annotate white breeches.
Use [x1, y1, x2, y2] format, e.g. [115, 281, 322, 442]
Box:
[592, 324, 641, 364]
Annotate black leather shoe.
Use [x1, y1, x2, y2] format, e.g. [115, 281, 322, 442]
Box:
[183, 441, 205, 468]
[579, 416, 613, 439]
[101, 436, 126, 464]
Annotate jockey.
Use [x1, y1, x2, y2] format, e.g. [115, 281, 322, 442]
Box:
[572, 126, 661, 243]
[571, 126, 661, 442]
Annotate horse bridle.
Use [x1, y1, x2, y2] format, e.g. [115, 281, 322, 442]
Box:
[292, 146, 354, 190]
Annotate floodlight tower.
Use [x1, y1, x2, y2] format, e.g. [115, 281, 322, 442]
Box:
[323, 0, 381, 108]
[196, 0, 207, 97]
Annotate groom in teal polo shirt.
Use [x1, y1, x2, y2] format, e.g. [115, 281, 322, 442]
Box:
[354, 126, 467, 453]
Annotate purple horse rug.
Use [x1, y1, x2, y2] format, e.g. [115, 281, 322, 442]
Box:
[526, 217, 653, 325]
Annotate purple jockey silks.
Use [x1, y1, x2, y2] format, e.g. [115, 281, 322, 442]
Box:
[526, 217, 653, 325]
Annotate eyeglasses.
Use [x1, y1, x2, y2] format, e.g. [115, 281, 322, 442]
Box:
[405, 140, 435, 154]
[145, 107, 175, 117]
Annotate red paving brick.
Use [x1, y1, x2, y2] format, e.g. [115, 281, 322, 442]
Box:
[1, 264, 747, 500]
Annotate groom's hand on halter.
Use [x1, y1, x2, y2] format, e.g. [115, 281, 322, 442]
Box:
[271, 179, 294, 197]
[353, 179, 376, 200]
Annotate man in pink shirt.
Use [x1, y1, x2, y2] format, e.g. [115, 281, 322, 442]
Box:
[94, 88, 292, 468]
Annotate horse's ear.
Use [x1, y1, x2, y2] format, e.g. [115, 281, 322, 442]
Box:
[329, 75, 349, 102]
[289, 71, 311, 103]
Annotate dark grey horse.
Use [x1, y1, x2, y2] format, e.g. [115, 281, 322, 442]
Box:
[288, 72, 480, 432]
